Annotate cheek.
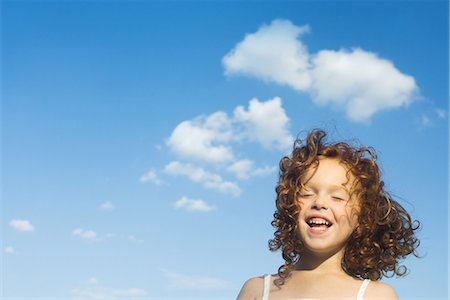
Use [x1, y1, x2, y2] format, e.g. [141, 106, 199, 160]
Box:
[298, 200, 305, 209]
[344, 207, 360, 228]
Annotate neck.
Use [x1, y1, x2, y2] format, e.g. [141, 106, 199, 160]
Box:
[293, 249, 345, 274]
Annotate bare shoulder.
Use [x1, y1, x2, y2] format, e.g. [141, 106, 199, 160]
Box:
[236, 276, 265, 300]
[365, 281, 399, 300]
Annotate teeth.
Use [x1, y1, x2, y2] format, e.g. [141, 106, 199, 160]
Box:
[307, 217, 331, 226]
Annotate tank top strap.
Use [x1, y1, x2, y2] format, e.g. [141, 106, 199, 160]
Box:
[262, 274, 271, 300]
[356, 279, 370, 300]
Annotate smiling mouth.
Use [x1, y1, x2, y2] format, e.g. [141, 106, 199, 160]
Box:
[306, 217, 333, 228]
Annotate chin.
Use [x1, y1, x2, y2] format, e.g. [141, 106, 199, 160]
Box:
[305, 241, 347, 256]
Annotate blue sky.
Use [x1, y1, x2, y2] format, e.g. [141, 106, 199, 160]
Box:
[1, 1, 448, 299]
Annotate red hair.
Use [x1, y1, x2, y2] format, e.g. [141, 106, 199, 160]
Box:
[269, 129, 420, 287]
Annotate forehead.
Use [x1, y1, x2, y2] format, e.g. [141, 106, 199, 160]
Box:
[302, 158, 355, 187]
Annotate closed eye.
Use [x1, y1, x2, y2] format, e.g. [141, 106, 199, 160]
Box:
[299, 191, 315, 198]
[332, 196, 346, 201]
[300, 193, 314, 197]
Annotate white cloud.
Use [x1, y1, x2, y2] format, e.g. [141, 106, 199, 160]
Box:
[72, 228, 97, 240]
[234, 97, 293, 150]
[223, 19, 312, 91]
[417, 109, 447, 127]
[420, 114, 431, 126]
[227, 159, 277, 180]
[164, 161, 241, 197]
[140, 169, 163, 185]
[4, 246, 15, 254]
[174, 196, 216, 212]
[9, 219, 35, 232]
[252, 165, 278, 177]
[100, 201, 114, 211]
[166, 111, 235, 163]
[72, 229, 143, 244]
[227, 159, 253, 179]
[436, 109, 447, 119]
[87, 277, 99, 285]
[223, 19, 419, 122]
[71, 287, 147, 299]
[166, 97, 293, 166]
[163, 98, 290, 197]
[162, 269, 232, 290]
[310, 48, 417, 122]
[127, 235, 144, 243]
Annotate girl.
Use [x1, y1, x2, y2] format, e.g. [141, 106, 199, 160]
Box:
[237, 129, 420, 300]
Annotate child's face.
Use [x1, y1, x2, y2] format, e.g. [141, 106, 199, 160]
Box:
[296, 158, 360, 256]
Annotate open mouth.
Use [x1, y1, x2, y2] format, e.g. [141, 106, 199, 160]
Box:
[306, 217, 333, 229]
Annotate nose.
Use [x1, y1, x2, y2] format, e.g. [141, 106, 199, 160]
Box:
[311, 193, 328, 210]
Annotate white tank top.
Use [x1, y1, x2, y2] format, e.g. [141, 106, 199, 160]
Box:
[262, 274, 370, 300]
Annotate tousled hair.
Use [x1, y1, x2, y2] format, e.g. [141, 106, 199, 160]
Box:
[269, 129, 420, 287]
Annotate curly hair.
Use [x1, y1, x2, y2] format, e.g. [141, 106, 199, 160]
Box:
[269, 129, 420, 288]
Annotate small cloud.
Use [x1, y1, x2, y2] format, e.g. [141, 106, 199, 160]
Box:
[100, 201, 114, 211]
[228, 159, 277, 180]
[420, 114, 431, 126]
[166, 111, 235, 163]
[174, 196, 216, 212]
[9, 219, 35, 232]
[162, 269, 232, 290]
[223, 19, 311, 91]
[252, 165, 278, 177]
[93, 232, 144, 243]
[72, 228, 97, 240]
[127, 235, 144, 243]
[155, 144, 163, 150]
[234, 97, 293, 150]
[88, 277, 99, 285]
[228, 159, 253, 179]
[140, 169, 163, 185]
[4, 246, 15, 254]
[164, 161, 241, 197]
[436, 109, 447, 119]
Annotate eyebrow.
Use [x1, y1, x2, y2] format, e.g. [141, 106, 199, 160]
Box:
[302, 184, 350, 194]
[329, 185, 350, 193]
